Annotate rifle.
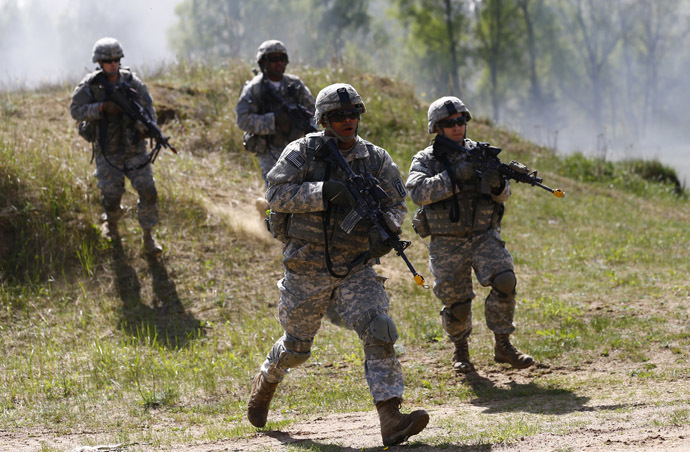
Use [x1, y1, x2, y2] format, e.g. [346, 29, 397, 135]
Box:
[262, 78, 318, 134]
[320, 138, 427, 287]
[433, 134, 564, 198]
[107, 81, 178, 167]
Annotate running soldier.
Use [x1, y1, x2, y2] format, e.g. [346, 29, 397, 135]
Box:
[406, 96, 534, 374]
[247, 83, 428, 446]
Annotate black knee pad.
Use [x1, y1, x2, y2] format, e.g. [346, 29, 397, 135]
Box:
[441, 299, 472, 322]
[492, 270, 516, 299]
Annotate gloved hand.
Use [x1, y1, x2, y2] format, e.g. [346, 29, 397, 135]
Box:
[274, 111, 292, 136]
[101, 101, 122, 115]
[484, 170, 505, 193]
[453, 161, 475, 181]
[369, 227, 393, 259]
[323, 180, 356, 207]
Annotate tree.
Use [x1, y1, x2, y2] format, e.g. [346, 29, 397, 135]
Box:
[472, 0, 525, 123]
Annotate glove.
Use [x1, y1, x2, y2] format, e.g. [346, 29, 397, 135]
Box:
[274, 111, 292, 136]
[101, 101, 122, 115]
[323, 181, 356, 207]
[453, 161, 475, 181]
[369, 227, 393, 259]
[484, 170, 505, 193]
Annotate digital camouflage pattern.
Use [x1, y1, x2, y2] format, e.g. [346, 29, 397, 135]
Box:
[426, 96, 472, 134]
[91, 37, 124, 63]
[257, 132, 407, 404]
[406, 141, 516, 342]
[255, 39, 288, 64]
[235, 73, 315, 180]
[313, 83, 366, 124]
[70, 68, 159, 228]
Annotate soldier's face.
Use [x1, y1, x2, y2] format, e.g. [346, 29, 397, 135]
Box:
[437, 113, 466, 142]
[99, 59, 121, 78]
[326, 107, 360, 143]
[264, 52, 287, 81]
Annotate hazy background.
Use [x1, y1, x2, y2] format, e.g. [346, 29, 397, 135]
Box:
[1, 0, 688, 183]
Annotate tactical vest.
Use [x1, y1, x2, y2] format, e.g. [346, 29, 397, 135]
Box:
[284, 136, 380, 252]
[423, 153, 504, 236]
[88, 69, 140, 153]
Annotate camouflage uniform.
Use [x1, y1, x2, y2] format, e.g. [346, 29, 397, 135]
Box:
[70, 66, 159, 230]
[235, 41, 315, 182]
[259, 132, 407, 403]
[406, 139, 515, 342]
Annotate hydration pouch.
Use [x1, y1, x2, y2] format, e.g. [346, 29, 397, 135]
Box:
[78, 120, 97, 143]
[412, 206, 431, 238]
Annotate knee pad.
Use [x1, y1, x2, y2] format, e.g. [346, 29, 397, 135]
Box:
[492, 270, 516, 299]
[271, 335, 312, 370]
[441, 299, 472, 322]
[368, 313, 399, 344]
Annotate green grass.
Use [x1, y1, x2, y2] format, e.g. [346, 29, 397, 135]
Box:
[0, 61, 689, 449]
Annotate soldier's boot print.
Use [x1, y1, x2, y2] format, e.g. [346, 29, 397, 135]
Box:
[494, 333, 534, 369]
[143, 228, 163, 256]
[452, 338, 475, 373]
[247, 372, 279, 428]
[376, 397, 429, 446]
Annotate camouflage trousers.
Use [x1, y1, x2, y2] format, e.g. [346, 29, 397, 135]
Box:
[259, 240, 404, 404]
[94, 151, 159, 229]
[429, 229, 516, 342]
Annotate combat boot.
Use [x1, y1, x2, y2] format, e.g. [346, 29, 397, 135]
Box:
[494, 333, 534, 369]
[452, 338, 475, 373]
[247, 372, 279, 428]
[376, 397, 429, 446]
[143, 228, 163, 256]
[100, 211, 121, 239]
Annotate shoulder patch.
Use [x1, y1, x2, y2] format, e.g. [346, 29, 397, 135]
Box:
[286, 150, 306, 168]
[393, 179, 407, 197]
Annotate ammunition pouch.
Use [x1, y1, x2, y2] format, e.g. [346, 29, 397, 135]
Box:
[243, 131, 267, 154]
[266, 210, 290, 243]
[78, 120, 97, 143]
[411, 206, 430, 238]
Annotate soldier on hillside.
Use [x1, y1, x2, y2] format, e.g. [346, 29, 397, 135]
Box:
[70, 37, 163, 255]
[246, 83, 429, 446]
[406, 96, 534, 374]
[235, 39, 316, 188]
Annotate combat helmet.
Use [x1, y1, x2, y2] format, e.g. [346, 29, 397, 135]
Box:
[92, 37, 124, 63]
[427, 96, 472, 134]
[255, 39, 289, 66]
[314, 83, 366, 125]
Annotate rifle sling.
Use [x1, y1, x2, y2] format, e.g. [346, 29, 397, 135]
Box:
[436, 153, 462, 223]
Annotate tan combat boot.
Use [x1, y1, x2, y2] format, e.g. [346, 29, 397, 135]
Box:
[494, 333, 534, 369]
[247, 372, 279, 428]
[143, 228, 163, 256]
[376, 397, 429, 446]
[452, 338, 475, 373]
[101, 210, 121, 239]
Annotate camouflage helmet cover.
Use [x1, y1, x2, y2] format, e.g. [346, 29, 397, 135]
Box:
[255, 39, 288, 65]
[314, 83, 367, 124]
[92, 37, 124, 63]
[427, 96, 472, 134]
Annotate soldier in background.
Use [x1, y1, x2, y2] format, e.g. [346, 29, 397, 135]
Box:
[406, 96, 534, 374]
[235, 39, 316, 189]
[246, 83, 428, 446]
[70, 37, 163, 255]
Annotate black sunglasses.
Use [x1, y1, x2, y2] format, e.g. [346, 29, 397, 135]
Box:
[437, 116, 467, 128]
[100, 58, 121, 64]
[328, 108, 361, 123]
[266, 54, 287, 63]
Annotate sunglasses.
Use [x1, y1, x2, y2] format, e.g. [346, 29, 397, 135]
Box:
[328, 108, 361, 122]
[437, 116, 467, 128]
[100, 58, 121, 64]
[266, 54, 288, 63]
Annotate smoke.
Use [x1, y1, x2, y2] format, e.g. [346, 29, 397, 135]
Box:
[0, 0, 179, 89]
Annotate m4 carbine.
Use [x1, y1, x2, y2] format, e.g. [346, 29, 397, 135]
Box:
[262, 79, 318, 134]
[320, 138, 426, 287]
[107, 82, 178, 165]
[433, 134, 564, 197]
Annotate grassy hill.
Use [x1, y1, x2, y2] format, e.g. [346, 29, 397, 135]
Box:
[0, 62, 688, 451]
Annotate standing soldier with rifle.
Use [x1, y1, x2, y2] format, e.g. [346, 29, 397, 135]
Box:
[247, 83, 428, 446]
[235, 39, 316, 190]
[70, 37, 171, 256]
[407, 96, 555, 374]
